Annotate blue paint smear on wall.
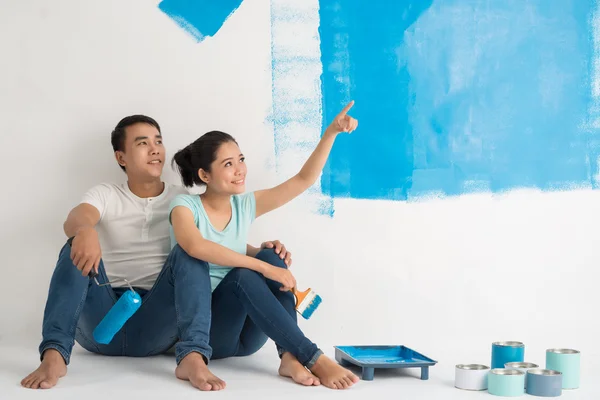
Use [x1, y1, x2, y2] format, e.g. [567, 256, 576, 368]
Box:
[319, 0, 600, 201]
[159, 0, 243, 42]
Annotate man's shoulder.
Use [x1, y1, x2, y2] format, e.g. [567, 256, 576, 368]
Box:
[165, 183, 190, 197]
[82, 182, 125, 200]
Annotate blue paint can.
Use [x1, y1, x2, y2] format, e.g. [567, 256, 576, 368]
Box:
[488, 369, 525, 397]
[492, 341, 525, 369]
[526, 369, 563, 397]
[546, 348, 580, 389]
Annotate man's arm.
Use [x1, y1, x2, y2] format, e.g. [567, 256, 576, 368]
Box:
[63, 203, 100, 238]
[64, 203, 102, 276]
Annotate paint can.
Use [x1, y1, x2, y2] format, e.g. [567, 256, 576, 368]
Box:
[488, 369, 526, 397]
[546, 348, 580, 389]
[454, 364, 489, 391]
[526, 369, 563, 397]
[505, 362, 539, 388]
[491, 341, 525, 369]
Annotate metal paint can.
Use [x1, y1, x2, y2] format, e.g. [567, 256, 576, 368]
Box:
[505, 362, 539, 388]
[526, 369, 563, 397]
[546, 348, 580, 389]
[455, 364, 489, 391]
[488, 369, 526, 397]
[492, 341, 525, 369]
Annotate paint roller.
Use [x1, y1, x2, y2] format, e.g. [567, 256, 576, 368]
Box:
[67, 237, 142, 344]
[88, 270, 142, 344]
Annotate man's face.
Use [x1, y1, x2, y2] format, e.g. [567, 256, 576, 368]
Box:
[115, 123, 165, 180]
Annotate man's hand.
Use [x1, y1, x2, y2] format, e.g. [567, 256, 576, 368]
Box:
[70, 227, 102, 277]
[261, 240, 292, 267]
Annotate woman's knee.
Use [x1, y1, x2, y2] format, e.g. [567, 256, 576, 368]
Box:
[255, 248, 288, 270]
[229, 267, 265, 286]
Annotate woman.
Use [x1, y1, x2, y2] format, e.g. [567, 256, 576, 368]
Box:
[169, 101, 359, 391]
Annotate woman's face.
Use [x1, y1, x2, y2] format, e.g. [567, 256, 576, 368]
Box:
[201, 141, 247, 195]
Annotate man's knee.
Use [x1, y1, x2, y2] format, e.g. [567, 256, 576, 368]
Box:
[169, 245, 209, 271]
[255, 248, 288, 270]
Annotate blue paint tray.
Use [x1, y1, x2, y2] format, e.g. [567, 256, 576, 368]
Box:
[334, 345, 437, 381]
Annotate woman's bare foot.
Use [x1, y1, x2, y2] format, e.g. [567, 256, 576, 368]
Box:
[309, 354, 359, 390]
[175, 352, 226, 391]
[278, 352, 320, 386]
[21, 349, 67, 389]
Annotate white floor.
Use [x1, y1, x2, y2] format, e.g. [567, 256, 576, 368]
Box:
[2, 336, 598, 400]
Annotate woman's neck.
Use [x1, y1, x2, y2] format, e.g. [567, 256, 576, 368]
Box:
[200, 189, 231, 212]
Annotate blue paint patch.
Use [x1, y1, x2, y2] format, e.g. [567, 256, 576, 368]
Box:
[318, 0, 600, 200]
[159, 0, 243, 42]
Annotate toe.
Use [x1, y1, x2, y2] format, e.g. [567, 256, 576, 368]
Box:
[301, 377, 314, 386]
[211, 380, 223, 391]
[338, 379, 349, 389]
[40, 380, 53, 389]
[313, 377, 321, 386]
[30, 378, 41, 389]
[343, 377, 354, 387]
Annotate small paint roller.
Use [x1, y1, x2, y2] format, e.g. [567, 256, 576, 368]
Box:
[291, 287, 322, 319]
[88, 270, 142, 344]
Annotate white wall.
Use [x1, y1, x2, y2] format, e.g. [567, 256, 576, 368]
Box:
[1, 0, 598, 387]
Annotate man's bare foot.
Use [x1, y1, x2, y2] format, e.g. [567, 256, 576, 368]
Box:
[278, 352, 320, 386]
[309, 354, 359, 390]
[175, 352, 225, 391]
[21, 349, 67, 389]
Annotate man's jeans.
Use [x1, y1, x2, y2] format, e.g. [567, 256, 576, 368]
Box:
[39, 242, 212, 365]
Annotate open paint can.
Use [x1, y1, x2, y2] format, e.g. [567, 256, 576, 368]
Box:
[505, 362, 539, 387]
[455, 364, 489, 391]
[526, 369, 563, 397]
[546, 348, 580, 389]
[488, 369, 526, 397]
[492, 341, 525, 369]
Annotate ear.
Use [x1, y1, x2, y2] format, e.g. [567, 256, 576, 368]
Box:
[198, 168, 210, 184]
[115, 151, 126, 168]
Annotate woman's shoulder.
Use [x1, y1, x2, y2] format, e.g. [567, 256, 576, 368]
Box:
[169, 193, 201, 211]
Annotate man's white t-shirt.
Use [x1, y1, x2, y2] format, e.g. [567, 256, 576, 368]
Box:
[81, 182, 188, 290]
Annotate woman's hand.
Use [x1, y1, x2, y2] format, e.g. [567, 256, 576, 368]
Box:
[262, 264, 297, 291]
[324, 101, 358, 135]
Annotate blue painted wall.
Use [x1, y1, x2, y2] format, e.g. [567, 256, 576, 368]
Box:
[160, 0, 600, 202]
[319, 0, 600, 200]
[159, 0, 242, 42]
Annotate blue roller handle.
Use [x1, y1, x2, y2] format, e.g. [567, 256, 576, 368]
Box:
[67, 236, 142, 344]
[93, 289, 142, 344]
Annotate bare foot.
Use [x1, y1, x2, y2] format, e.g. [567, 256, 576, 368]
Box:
[309, 354, 359, 390]
[278, 352, 320, 386]
[175, 352, 226, 391]
[21, 349, 67, 389]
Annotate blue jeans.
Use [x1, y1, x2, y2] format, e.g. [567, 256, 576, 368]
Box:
[39, 242, 212, 365]
[209, 249, 322, 368]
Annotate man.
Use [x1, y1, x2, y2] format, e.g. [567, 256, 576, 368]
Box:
[21, 115, 291, 390]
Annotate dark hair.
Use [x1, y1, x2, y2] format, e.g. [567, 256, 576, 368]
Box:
[172, 130, 238, 187]
[111, 115, 161, 172]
